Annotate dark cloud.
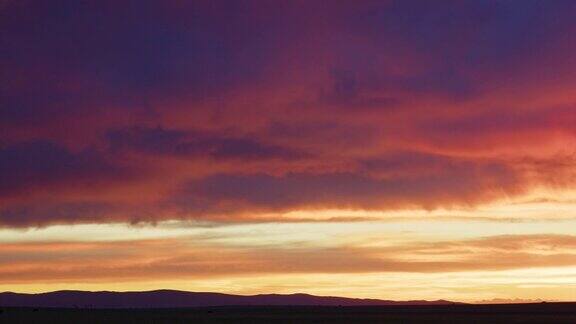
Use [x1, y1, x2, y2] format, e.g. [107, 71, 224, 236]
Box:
[0, 141, 125, 196]
[1, 1, 576, 227]
[322, 69, 401, 110]
[107, 126, 309, 160]
[0, 0, 295, 135]
[173, 162, 520, 214]
[0, 202, 119, 228]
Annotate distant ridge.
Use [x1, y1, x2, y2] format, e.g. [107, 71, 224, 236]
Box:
[0, 290, 460, 308]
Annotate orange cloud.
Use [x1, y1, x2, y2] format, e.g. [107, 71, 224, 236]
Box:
[1, 234, 576, 284]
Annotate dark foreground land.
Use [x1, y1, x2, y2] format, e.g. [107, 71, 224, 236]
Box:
[2, 303, 576, 324]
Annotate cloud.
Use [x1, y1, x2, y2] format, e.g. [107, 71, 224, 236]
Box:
[2, 1, 576, 227]
[1, 234, 576, 283]
[0, 141, 127, 196]
[107, 126, 308, 161]
[174, 158, 521, 213]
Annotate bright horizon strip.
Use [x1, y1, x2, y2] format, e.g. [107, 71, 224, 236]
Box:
[1, 196, 576, 302]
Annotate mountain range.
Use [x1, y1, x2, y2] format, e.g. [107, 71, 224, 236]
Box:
[0, 290, 459, 308]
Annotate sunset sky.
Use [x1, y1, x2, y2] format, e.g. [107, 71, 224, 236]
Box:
[2, 0, 576, 302]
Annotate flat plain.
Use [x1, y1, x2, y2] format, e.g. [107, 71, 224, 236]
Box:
[2, 303, 576, 323]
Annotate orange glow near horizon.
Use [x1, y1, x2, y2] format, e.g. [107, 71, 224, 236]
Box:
[1, 197, 576, 302]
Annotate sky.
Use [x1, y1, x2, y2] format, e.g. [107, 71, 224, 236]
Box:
[1, 0, 576, 302]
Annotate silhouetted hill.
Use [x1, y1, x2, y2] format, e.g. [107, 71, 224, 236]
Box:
[0, 290, 460, 308]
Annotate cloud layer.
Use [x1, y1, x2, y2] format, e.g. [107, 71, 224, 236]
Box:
[2, 234, 576, 283]
[2, 1, 576, 227]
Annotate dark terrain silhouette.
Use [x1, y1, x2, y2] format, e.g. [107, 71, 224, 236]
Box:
[0, 290, 457, 308]
[2, 291, 576, 323]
